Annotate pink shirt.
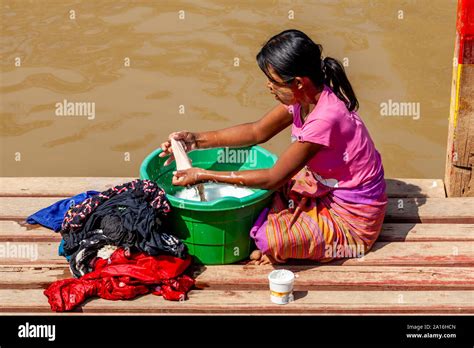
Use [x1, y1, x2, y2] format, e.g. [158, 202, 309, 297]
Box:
[288, 85, 386, 204]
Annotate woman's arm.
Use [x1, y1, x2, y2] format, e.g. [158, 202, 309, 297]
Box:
[195, 104, 293, 148]
[173, 140, 323, 190]
[160, 104, 292, 165]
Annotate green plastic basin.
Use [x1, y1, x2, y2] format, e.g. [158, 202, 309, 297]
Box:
[139, 145, 277, 264]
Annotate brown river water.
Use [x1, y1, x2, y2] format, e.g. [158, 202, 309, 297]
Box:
[0, 0, 457, 179]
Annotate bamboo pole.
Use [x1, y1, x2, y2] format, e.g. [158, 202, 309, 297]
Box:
[445, 0, 474, 197]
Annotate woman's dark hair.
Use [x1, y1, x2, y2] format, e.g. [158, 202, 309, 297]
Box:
[256, 29, 359, 111]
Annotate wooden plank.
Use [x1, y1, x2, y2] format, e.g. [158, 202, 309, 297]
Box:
[193, 265, 474, 291]
[2, 221, 473, 243]
[0, 268, 70, 289]
[0, 221, 61, 242]
[0, 178, 446, 198]
[378, 223, 474, 242]
[0, 242, 65, 264]
[0, 242, 472, 267]
[0, 177, 136, 197]
[1, 265, 472, 291]
[385, 197, 474, 223]
[0, 289, 471, 314]
[385, 178, 445, 198]
[338, 241, 474, 267]
[0, 197, 68, 219]
[2, 197, 473, 223]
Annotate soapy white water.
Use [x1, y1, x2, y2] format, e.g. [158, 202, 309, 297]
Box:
[174, 183, 254, 202]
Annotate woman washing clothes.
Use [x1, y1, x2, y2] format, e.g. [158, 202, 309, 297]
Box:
[160, 29, 387, 265]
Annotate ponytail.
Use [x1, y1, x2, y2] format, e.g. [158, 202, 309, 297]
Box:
[322, 57, 359, 111]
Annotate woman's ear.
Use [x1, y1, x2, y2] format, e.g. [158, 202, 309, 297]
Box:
[295, 77, 304, 89]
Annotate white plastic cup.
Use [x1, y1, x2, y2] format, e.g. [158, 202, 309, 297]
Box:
[268, 269, 295, 305]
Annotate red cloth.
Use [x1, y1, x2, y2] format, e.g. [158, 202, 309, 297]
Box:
[44, 248, 194, 312]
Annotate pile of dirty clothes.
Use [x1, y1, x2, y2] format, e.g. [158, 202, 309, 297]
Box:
[27, 179, 194, 312]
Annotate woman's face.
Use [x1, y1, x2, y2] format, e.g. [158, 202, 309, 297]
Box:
[266, 65, 300, 105]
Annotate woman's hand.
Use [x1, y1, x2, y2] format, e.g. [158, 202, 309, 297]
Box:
[159, 131, 198, 166]
[172, 168, 207, 186]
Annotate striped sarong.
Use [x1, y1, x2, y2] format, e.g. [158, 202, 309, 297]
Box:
[250, 167, 387, 263]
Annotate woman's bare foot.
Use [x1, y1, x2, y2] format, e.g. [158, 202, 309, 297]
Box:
[250, 249, 262, 261]
[248, 249, 276, 265]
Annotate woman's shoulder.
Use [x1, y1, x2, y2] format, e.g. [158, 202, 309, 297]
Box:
[320, 86, 350, 113]
[308, 86, 352, 125]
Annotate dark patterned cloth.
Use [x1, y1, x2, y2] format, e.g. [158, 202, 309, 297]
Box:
[61, 179, 170, 234]
[60, 179, 185, 273]
[68, 232, 112, 278]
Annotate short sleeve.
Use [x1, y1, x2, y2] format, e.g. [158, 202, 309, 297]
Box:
[298, 118, 333, 147]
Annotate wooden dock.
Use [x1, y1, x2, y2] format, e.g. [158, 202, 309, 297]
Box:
[0, 177, 473, 315]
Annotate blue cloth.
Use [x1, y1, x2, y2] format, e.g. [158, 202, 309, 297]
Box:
[26, 191, 99, 261]
[26, 191, 99, 232]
